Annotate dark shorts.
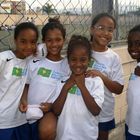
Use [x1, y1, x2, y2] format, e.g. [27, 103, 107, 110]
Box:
[0, 123, 31, 140]
[125, 124, 140, 140]
[29, 121, 39, 140]
[99, 119, 115, 131]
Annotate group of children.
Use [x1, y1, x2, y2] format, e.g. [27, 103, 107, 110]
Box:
[0, 12, 140, 140]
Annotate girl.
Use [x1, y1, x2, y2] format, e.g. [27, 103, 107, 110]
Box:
[88, 13, 124, 140]
[52, 35, 104, 140]
[125, 25, 140, 140]
[0, 22, 38, 140]
[19, 17, 70, 140]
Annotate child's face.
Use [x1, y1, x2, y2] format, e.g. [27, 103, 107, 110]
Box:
[15, 29, 37, 59]
[91, 17, 115, 47]
[44, 28, 65, 57]
[128, 32, 140, 61]
[68, 47, 89, 75]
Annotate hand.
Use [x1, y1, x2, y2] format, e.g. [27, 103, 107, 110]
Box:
[40, 102, 52, 113]
[19, 100, 27, 113]
[134, 66, 140, 76]
[85, 69, 102, 78]
[64, 74, 75, 91]
[74, 74, 85, 89]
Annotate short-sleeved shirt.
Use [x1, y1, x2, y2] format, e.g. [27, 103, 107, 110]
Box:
[126, 62, 140, 136]
[0, 50, 29, 129]
[56, 77, 104, 140]
[27, 57, 70, 105]
[90, 48, 124, 122]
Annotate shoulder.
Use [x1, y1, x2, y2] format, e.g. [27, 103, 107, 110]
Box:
[28, 57, 45, 70]
[0, 50, 15, 60]
[36, 43, 47, 59]
[108, 48, 120, 59]
[85, 76, 104, 86]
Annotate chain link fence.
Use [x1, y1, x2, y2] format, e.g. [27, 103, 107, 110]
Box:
[0, 0, 140, 51]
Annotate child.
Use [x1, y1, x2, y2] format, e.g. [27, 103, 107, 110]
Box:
[87, 13, 124, 140]
[125, 24, 140, 140]
[52, 35, 104, 140]
[0, 22, 38, 140]
[19, 17, 70, 140]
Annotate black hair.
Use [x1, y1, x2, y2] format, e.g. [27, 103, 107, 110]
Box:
[128, 24, 140, 35]
[90, 13, 116, 41]
[41, 17, 66, 41]
[67, 35, 91, 60]
[14, 22, 38, 40]
[127, 24, 140, 48]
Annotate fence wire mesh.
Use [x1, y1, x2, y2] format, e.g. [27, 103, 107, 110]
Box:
[0, 0, 140, 51]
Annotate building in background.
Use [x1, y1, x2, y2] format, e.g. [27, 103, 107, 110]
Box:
[0, 0, 26, 14]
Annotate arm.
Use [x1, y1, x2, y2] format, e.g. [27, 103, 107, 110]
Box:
[75, 74, 102, 116]
[40, 102, 52, 113]
[86, 70, 123, 94]
[52, 75, 75, 116]
[19, 84, 29, 112]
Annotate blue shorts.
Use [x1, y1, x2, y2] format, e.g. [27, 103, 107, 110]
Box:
[99, 119, 115, 131]
[29, 121, 39, 140]
[125, 124, 140, 140]
[0, 123, 31, 140]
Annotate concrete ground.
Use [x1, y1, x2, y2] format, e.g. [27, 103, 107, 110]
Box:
[109, 122, 125, 140]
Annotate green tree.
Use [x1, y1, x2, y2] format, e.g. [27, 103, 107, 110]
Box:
[42, 3, 56, 14]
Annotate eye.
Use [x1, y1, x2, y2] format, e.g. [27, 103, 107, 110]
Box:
[80, 57, 87, 62]
[95, 25, 104, 31]
[20, 40, 26, 44]
[70, 57, 77, 62]
[108, 28, 114, 33]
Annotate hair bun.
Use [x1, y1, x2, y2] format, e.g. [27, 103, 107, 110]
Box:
[48, 17, 60, 24]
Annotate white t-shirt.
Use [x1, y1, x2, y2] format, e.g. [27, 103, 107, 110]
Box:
[36, 43, 47, 59]
[126, 62, 140, 136]
[56, 77, 104, 140]
[90, 48, 124, 122]
[27, 57, 70, 105]
[0, 50, 29, 129]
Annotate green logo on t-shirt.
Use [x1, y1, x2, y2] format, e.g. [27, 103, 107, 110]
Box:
[38, 67, 51, 77]
[12, 67, 22, 77]
[69, 85, 77, 94]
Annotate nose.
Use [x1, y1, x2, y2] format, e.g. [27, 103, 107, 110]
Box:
[52, 40, 57, 47]
[75, 60, 82, 66]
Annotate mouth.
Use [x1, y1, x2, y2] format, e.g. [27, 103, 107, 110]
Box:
[100, 37, 109, 43]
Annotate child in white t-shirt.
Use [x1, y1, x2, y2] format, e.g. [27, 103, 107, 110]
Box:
[125, 24, 140, 140]
[0, 22, 38, 140]
[53, 35, 104, 140]
[19, 17, 70, 140]
[87, 13, 124, 140]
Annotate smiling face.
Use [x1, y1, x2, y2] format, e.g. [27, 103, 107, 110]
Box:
[128, 32, 140, 62]
[44, 28, 65, 60]
[91, 17, 115, 48]
[14, 29, 37, 59]
[68, 47, 89, 76]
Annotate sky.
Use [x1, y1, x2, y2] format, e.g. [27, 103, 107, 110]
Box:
[25, 0, 140, 11]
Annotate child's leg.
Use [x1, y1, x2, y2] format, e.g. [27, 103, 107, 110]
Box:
[98, 130, 109, 140]
[98, 119, 115, 140]
[38, 112, 57, 140]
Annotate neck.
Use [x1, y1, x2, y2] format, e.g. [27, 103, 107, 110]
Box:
[46, 54, 62, 61]
[13, 51, 25, 59]
[91, 42, 108, 52]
